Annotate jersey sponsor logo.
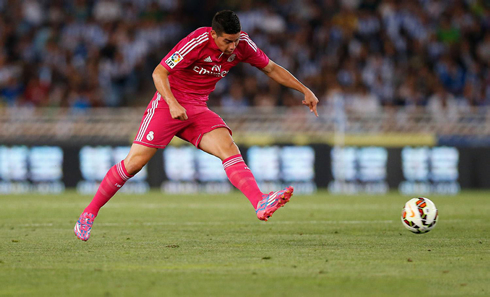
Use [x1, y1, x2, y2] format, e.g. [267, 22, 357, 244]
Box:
[227, 54, 236, 62]
[204, 56, 212, 62]
[211, 65, 221, 72]
[165, 52, 183, 69]
[193, 65, 228, 77]
[147, 131, 154, 141]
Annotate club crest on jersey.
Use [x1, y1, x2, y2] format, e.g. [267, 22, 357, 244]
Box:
[165, 52, 183, 69]
[227, 54, 236, 62]
[147, 131, 154, 141]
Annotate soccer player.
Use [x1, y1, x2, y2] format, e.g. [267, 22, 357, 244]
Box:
[74, 10, 319, 241]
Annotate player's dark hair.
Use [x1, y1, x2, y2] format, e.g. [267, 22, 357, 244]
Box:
[212, 10, 241, 35]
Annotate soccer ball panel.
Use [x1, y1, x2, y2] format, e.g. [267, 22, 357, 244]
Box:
[401, 197, 438, 233]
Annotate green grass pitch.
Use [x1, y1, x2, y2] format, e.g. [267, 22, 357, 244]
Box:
[1, 190, 489, 297]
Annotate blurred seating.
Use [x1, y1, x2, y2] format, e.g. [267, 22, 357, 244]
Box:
[0, 0, 488, 112]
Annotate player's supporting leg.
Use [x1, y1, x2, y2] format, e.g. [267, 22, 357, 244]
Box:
[82, 160, 133, 217]
[74, 144, 157, 241]
[198, 128, 293, 221]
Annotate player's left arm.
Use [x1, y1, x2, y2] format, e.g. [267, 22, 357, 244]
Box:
[260, 60, 319, 117]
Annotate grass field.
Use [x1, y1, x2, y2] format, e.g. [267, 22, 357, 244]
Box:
[0, 190, 489, 297]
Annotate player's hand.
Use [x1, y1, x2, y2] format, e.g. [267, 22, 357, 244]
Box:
[169, 103, 188, 121]
[302, 90, 319, 117]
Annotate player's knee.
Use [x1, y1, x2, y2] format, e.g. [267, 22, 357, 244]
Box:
[221, 141, 239, 158]
[226, 140, 237, 151]
[124, 156, 147, 175]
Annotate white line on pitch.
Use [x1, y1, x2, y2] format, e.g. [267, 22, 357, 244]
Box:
[13, 220, 394, 227]
[96, 220, 394, 226]
[16, 223, 54, 227]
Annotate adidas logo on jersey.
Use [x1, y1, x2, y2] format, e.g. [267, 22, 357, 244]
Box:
[204, 56, 212, 62]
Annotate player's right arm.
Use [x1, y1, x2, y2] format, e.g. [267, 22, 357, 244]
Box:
[152, 64, 188, 121]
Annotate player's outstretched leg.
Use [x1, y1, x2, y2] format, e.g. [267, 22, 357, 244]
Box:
[221, 154, 294, 221]
[255, 186, 294, 221]
[200, 129, 294, 221]
[222, 154, 263, 208]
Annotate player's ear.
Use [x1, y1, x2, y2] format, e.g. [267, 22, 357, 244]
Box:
[210, 30, 218, 40]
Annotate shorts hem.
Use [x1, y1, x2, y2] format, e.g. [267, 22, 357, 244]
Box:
[194, 125, 232, 148]
[133, 140, 167, 149]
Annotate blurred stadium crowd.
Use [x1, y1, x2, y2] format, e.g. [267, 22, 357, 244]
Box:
[0, 0, 489, 113]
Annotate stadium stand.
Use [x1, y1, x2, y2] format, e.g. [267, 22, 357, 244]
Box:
[0, 0, 488, 110]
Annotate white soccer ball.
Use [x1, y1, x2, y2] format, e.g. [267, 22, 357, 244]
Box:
[401, 197, 438, 234]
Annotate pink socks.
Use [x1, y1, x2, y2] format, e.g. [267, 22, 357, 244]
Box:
[84, 160, 133, 216]
[223, 154, 263, 208]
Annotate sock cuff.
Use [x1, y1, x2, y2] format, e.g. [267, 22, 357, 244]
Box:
[222, 154, 244, 169]
[116, 160, 134, 181]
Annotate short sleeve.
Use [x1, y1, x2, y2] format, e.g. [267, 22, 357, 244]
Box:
[160, 30, 210, 73]
[240, 33, 270, 69]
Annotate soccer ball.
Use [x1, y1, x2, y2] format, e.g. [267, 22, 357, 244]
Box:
[401, 197, 438, 234]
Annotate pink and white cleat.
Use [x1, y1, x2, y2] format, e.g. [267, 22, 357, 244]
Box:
[74, 212, 95, 241]
[256, 186, 294, 221]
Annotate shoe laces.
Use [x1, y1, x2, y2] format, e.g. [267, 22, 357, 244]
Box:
[80, 213, 94, 226]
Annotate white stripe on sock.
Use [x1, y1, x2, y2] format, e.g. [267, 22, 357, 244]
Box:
[116, 162, 130, 181]
[223, 156, 244, 168]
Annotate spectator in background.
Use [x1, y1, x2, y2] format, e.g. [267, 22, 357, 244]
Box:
[257, 7, 286, 34]
[221, 81, 249, 112]
[23, 77, 50, 107]
[427, 83, 462, 122]
[348, 84, 381, 114]
[0, 52, 19, 87]
[322, 76, 345, 115]
[254, 92, 278, 110]
[22, 0, 43, 27]
[477, 32, 490, 64]
[93, 0, 122, 23]
[332, 4, 358, 38]
[397, 74, 425, 107]
[0, 76, 23, 107]
[437, 16, 461, 45]
[435, 56, 465, 95]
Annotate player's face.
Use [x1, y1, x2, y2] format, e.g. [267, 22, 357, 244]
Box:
[211, 31, 240, 55]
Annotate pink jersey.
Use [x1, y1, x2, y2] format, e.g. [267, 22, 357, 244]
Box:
[159, 27, 269, 104]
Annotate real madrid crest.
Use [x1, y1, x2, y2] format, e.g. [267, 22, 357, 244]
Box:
[147, 131, 154, 141]
[227, 54, 236, 62]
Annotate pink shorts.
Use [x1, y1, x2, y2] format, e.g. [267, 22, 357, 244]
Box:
[133, 93, 232, 149]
